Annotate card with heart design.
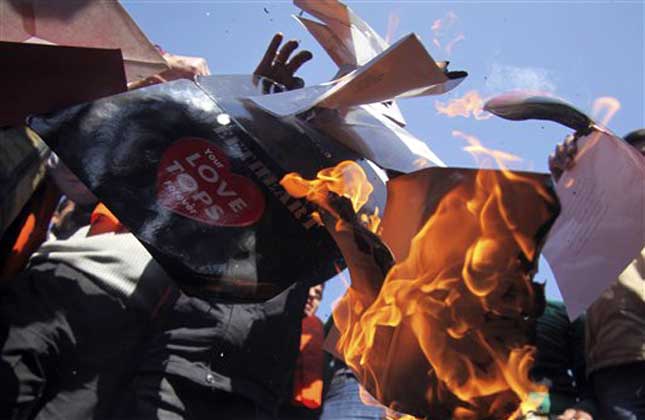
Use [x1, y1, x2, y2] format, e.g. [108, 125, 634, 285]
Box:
[29, 79, 386, 301]
[157, 137, 265, 227]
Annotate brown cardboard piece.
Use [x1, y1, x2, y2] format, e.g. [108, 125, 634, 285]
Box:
[0, 0, 167, 83]
[0, 41, 127, 127]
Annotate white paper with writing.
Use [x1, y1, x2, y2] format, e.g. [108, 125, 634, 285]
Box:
[544, 129, 645, 319]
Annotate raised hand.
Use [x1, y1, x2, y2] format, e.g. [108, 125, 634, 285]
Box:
[254, 33, 313, 91]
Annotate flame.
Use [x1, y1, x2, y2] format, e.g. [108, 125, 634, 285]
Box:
[445, 33, 465, 55]
[431, 17, 443, 33]
[436, 91, 492, 120]
[388, 415, 420, 420]
[280, 161, 373, 215]
[385, 11, 401, 44]
[281, 158, 553, 419]
[591, 96, 621, 128]
[360, 207, 382, 235]
[280, 160, 381, 233]
[453, 130, 522, 170]
[431, 11, 463, 56]
[431, 11, 458, 32]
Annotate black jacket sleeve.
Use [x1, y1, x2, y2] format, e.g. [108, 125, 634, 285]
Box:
[0, 267, 79, 419]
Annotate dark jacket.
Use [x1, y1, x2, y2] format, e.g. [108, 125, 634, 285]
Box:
[0, 230, 310, 419]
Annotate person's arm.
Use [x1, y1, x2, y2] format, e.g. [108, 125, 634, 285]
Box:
[126, 51, 211, 90]
[127, 33, 312, 91]
[0, 270, 78, 418]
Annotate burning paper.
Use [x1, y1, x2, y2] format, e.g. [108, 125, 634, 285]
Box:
[283, 162, 559, 419]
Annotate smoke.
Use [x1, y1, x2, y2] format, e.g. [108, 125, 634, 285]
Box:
[486, 63, 557, 94]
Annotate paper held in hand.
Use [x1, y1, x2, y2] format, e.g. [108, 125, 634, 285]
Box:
[543, 129, 645, 320]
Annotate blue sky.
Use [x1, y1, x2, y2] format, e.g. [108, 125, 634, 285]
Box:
[123, 0, 644, 320]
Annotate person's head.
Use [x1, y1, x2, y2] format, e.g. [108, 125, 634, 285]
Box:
[304, 284, 324, 317]
[624, 129, 645, 156]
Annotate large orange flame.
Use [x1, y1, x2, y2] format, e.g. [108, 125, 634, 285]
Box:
[281, 154, 554, 419]
[436, 91, 492, 120]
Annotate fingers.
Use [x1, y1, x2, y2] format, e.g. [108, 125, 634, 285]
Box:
[549, 134, 579, 181]
[254, 33, 313, 90]
[195, 58, 211, 76]
[549, 152, 564, 181]
[290, 77, 305, 90]
[555, 142, 569, 167]
[285, 50, 313, 75]
[564, 134, 578, 168]
[254, 33, 283, 75]
[275, 39, 300, 66]
[158, 53, 211, 81]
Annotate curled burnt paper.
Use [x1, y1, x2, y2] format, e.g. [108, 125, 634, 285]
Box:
[329, 167, 559, 419]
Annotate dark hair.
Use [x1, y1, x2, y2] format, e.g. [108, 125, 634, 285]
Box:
[624, 129, 645, 146]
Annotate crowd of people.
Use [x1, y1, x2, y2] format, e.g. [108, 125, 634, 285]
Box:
[0, 26, 643, 420]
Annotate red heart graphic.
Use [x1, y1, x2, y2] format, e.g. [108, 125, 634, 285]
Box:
[157, 137, 265, 227]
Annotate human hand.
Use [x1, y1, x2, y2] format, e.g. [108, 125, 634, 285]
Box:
[548, 134, 578, 182]
[127, 52, 211, 90]
[254, 33, 313, 91]
[157, 52, 211, 82]
[557, 408, 593, 420]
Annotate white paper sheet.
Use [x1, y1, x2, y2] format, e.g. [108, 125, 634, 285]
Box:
[248, 82, 338, 117]
[543, 128, 645, 319]
[294, 7, 407, 125]
[318, 34, 450, 110]
[294, 0, 388, 67]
